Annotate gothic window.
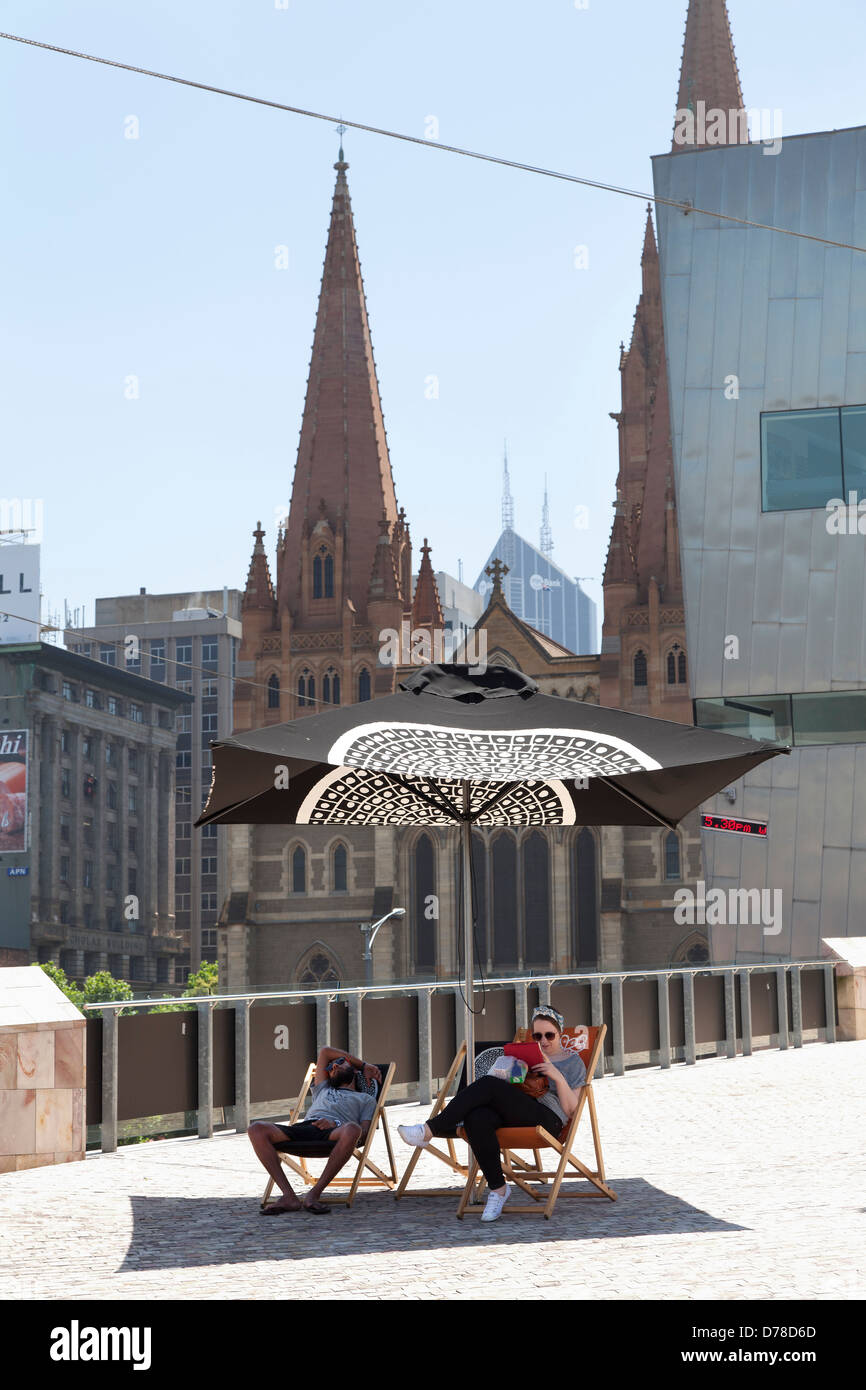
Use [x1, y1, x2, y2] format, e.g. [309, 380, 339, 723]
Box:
[297, 669, 315, 709]
[672, 932, 709, 965]
[292, 845, 306, 894]
[358, 668, 371, 702]
[678, 649, 687, 684]
[492, 833, 518, 969]
[634, 650, 648, 687]
[667, 651, 676, 684]
[574, 828, 599, 968]
[323, 668, 341, 706]
[522, 831, 550, 966]
[324, 553, 334, 598]
[667, 643, 687, 686]
[313, 553, 322, 599]
[413, 833, 436, 971]
[267, 673, 280, 709]
[333, 842, 347, 892]
[664, 831, 681, 881]
[297, 947, 340, 987]
[313, 547, 334, 599]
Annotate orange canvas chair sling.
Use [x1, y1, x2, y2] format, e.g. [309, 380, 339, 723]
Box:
[260, 1060, 397, 1208]
[455, 1024, 617, 1219]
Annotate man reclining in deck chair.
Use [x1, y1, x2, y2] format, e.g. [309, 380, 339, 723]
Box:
[248, 1048, 381, 1215]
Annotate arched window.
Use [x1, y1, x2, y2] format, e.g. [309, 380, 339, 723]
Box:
[358, 669, 371, 702]
[492, 833, 518, 969]
[522, 831, 550, 966]
[333, 843, 347, 892]
[574, 829, 599, 968]
[313, 554, 323, 599]
[297, 947, 340, 987]
[324, 553, 334, 598]
[664, 831, 681, 880]
[292, 845, 306, 894]
[678, 649, 687, 684]
[667, 651, 676, 684]
[633, 650, 648, 687]
[414, 833, 436, 971]
[297, 670, 314, 708]
[267, 673, 280, 709]
[323, 668, 341, 706]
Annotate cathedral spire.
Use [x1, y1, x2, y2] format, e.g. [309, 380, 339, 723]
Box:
[242, 521, 276, 611]
[412, 538, 444, 629]
[672, 0, 747, 153]
[281, 156, 402, 624]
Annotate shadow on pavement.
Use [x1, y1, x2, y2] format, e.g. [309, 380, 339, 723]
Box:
[118, 1179, 745, 1271]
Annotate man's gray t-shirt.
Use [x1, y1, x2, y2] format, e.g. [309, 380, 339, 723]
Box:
[537, 1051, 587, 1126]
[306, 1080, 375, 1130]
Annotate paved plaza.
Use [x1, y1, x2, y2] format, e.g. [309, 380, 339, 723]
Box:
[1, 1040, 863, 1301]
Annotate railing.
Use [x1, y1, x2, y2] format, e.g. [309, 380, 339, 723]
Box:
[84, 961, 837, 1154]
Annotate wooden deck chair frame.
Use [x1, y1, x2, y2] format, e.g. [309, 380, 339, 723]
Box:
[456, 1024, 617, 1219]
[260, 1060, 398, 1209]
[393, 1041, 471, 1199]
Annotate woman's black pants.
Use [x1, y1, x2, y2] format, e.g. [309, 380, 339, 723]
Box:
[427, 1075, 562, 1191]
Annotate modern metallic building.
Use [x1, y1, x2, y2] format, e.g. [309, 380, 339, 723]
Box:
[653, 123, 866, 960]
[474, 531, 598, 656]
[76, 589, 242, 969]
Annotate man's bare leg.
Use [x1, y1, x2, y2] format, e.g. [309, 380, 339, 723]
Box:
[248, 1121, 302, 1212]
[302, 1123, 362, 1213]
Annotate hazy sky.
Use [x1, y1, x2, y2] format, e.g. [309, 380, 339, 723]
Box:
[4, 0, 866, 639]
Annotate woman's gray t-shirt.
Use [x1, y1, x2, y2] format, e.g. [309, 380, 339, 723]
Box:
[537, 1051, 587, 1126]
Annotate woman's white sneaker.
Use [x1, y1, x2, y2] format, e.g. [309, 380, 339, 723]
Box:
[397, 1123, 430, 1148]
[481, 1185, 511, 1222]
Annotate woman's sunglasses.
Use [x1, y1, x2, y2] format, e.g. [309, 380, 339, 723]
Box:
[532, 1031, 557, 1041]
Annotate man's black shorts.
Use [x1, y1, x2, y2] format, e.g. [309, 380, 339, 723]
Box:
[272, 1120, 340, 1150]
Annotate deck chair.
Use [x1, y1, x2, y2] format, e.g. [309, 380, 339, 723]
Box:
[456, 1024, 617, 1219]
[394, 1038, 519, 1200]
[260, 1060, 397, 1209]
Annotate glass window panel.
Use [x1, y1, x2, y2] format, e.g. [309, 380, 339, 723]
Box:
[841, 406, 866, 496]
[761, 408, 842, 511]
[792, 690, 866, 745]
[694, 695, 792, 745]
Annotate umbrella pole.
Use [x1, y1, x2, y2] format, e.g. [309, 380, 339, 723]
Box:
[461, 783, 475, 1083]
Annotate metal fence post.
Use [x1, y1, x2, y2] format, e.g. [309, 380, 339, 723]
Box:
[610, 977, 625, 1076]
[791, 967, 803, 1048]
[657, 975, 671, 1069]
[823, 963, 837, 1043]
[724, 970, 737, 1059]
[589, 977, 604, 1076]
[417, 989, 432, 1106]
[348, 993, 363, 1061]
[514, 981, 529, 1032]
[197, 1001, 214, 1140]
[775, 968, 789, 1049]
[316, 996, 330, 1054]
[101, 1006, 118, 1154]
[740, 970, 753, 1057]
[683, 972, 696, 1065]
[234, 1000, 251, 1134]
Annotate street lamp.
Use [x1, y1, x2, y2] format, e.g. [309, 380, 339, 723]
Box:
[359, 907, 405, 986]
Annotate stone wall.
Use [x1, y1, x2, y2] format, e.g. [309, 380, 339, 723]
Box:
[0, 967, 86, 1174]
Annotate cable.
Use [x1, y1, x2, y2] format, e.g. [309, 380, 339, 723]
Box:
[2, 32, 865, 255]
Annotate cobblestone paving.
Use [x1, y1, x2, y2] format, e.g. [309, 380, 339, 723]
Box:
[1, 1042, 863, 1301]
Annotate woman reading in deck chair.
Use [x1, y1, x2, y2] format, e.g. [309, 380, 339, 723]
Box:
[397, 1006, 586, 1222]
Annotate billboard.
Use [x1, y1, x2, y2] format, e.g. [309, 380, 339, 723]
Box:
[0, 544, 40, 644]
[0, 730, 28, 852]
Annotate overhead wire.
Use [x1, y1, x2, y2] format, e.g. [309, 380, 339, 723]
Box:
[2, 31, 865, 255]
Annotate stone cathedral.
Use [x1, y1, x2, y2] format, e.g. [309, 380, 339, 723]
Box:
[219, 1, 748, 990]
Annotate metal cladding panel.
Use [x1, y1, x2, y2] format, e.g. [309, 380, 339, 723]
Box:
[852, 747, 866, 850]
[764, 298, 796, 410]
[819, 250, 853, 402]
[703, 394, 738, 551]
[776, 624, 806, 697]
[847, 851, 866, 924]
[781, 511, 811, 621]
[792, 748, 827, 903]
[844, 352, 866, 401]
[679, 391, 713, 545]
[809, 510, 837, 573]
[753, 514, 785, 624]
[790, 899, 819, 959]
[730, 391, 763, 553]
[769, 142, 802, 300]
[724, 551, 756, 693]
[738, 247, 772, 390]
[686, 232, 721, 390]
[749, 624, 781, 695]
[824, 746, 856, 849]
[791, 299, 823, 406]
[819, 847, 851, 940]
[804, 570, 836, 688]
[832, 538, 866, 681]
[696, 550, 729, 685]
[765, 790, 797, 953]
[849, 236, 866, 352]
[856, 129, 866, 188]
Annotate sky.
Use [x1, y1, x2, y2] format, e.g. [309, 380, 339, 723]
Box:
[3, 0, 866, 641]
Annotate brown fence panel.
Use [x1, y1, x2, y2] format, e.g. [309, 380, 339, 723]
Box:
[751, 972, 778, 1035]
[250, 1002, 316, 1104]
[622, 979, 659, 1054]
[86, 1017, 102, 1125]
[329, 1001, 349, 1053]
[117, 1012, 196, 1121]
[669, 976, 685, 1049]
[476, 987, 515, 1042]
[431, 991, 456, 1078]
[551, 983, 592, 1031]
[213, 1008, 235, 1109]
[695, 974, 726, 1045]
[363, 996, 419, 1083]
[800, 969, 827, 1029]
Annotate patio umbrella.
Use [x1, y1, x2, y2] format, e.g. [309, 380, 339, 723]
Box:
[196, 663, 787, 1075]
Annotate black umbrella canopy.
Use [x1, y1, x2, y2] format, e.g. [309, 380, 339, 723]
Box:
[196, 664, 787, 833]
